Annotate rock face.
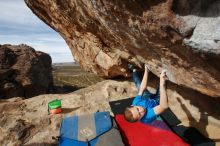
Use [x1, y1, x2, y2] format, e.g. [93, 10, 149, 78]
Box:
[0, 80, 219, 146]
[0, 44, 53, 98]
[173, 0, 220, 54]
[0, 80, 137, 146]
[24, 0, 220, 97]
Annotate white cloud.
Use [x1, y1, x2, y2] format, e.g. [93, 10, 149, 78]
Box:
[0, 34, 73, 62]
[0, 0, 74, 63]
[0, 0, 42, 26]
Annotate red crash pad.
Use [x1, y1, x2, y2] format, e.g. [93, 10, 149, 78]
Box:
[115, 114, 189, 146]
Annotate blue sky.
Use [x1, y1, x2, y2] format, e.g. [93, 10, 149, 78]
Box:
[0, 0, 74, 63]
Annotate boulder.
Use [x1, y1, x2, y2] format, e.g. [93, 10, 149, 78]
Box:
[0, 44, 53, 98]
[0, 79, 219, 146]
[0, 80, 137, 146]
[25, 0, 220, 97]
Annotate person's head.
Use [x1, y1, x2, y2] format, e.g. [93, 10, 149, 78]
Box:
[124, 106, 146, 122]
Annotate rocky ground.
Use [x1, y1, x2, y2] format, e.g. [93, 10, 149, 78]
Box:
[0, 80, 136, 146]
[0, 77, 220, 146]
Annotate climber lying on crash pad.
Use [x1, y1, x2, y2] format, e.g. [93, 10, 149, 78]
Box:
[124, 64, 169, 124]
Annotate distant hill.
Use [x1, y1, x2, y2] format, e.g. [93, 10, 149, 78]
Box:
[52, 62, 79, 66]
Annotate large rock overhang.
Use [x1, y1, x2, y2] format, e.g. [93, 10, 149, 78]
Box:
[25, 0, 220, 97]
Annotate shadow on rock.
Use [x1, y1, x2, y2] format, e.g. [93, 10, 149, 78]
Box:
[148, 72, 220, 121]
[174, 85, 220, 121]
[62, 107, 81, 114]
[175, 98, 215, 145]
[51, 85, 82, 94]
[172, 0, 220, 17]
[24, 142, 58, 146]
[142, 72, 220, 144]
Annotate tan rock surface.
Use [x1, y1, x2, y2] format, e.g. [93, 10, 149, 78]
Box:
[0, 80, 136, 146]
[0, 79, 220, 146]
[25, 0, 220, 97]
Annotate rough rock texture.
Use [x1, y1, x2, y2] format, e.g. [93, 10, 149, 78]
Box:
[173, 0, 220, 54]
[0, 44, 53, 98]
[0, 80, 137, 146]
[25, 0, 220, 97]
[0, 80, 219, 146]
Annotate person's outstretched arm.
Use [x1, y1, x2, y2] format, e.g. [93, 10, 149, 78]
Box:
[138, 65, 149, 95]
[153, 70, 169, 115]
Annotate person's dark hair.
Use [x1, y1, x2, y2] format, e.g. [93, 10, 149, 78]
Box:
[124, 106, 138, 123]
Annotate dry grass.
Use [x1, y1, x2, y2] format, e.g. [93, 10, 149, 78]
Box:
[52, 65, 104, 89]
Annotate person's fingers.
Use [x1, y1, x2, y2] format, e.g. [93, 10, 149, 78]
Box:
[160, 69, 166, 78]
[161, 69, 167, 75]
[145, 64, 149, 70]
[160, 70, 169, 81]
[164, 75, 169, 80]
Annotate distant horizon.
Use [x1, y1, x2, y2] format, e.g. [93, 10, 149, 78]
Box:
[0, 0, 74, 63]
[52, 61, 77, 64]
